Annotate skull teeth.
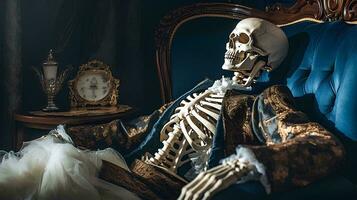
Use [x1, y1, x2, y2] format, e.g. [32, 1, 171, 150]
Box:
[224, 51, 248, 63]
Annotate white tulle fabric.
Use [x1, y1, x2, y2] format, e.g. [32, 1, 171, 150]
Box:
[0, 125, 141, 200]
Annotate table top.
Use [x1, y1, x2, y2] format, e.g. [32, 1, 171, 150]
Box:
[15, 105, 136, 128]
[29, 105, 132, 117]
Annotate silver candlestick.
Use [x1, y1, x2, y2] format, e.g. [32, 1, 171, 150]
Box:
[33, 50, 70, 112]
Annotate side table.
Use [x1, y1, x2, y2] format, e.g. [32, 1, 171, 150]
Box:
[14, 105, 136, 150]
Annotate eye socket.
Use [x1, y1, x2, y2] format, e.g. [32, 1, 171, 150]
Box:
[238, 33, 250, 44]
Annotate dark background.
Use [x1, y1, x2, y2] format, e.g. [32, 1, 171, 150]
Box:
[0, 0, 294, 150]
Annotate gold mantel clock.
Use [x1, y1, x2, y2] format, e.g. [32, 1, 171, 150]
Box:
[68, 60, 119, 108]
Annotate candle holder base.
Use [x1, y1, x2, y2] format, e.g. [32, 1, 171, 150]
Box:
[42, 93, 60, 112]
[42, 106, 59, 112]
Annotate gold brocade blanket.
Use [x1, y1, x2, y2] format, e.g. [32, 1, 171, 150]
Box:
[222, 85, 345, 193]
[67, 85, 345, 198]
[67, 103, 171, 153]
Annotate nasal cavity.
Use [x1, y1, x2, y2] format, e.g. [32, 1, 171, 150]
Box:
[229, 33, 237, 48]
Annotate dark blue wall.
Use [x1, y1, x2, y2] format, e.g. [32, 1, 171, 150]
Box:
[0, 0, 295, 150]
[19, 0, 295, 114]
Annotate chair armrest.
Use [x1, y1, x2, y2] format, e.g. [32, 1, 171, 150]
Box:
[66, 120, 126, 150]
[66, 105, 169, 153]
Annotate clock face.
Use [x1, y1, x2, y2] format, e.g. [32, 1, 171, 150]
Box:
[75, 71, 111, 101]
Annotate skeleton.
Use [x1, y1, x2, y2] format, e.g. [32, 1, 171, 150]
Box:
[145, 18, 288, 198]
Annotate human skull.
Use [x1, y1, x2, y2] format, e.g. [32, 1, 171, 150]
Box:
[222, 18, 288, 87]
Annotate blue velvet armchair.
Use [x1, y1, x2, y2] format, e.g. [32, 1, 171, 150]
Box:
[154, 0, 357, 199]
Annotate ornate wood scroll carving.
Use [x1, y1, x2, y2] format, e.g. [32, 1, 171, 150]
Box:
[155, 0, 357, 103]
[267, 0, 357, 22]
[344, 0, 357, 21]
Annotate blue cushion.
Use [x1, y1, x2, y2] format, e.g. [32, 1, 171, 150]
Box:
[278, 21, 357, 141]
[211, 174, 357, 200]
[270, 174, 357, 200]
[213, 181, 267, 200]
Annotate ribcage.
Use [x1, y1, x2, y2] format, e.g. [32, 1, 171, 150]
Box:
[147, 90, 224, 173]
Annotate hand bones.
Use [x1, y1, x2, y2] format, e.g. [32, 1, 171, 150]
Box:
[178, 158, 254, 200]
[178, 147, 269, 200]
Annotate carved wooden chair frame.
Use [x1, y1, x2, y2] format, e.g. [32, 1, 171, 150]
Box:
[155, 0, 357, 103]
